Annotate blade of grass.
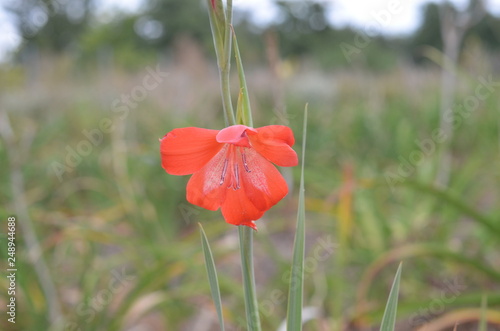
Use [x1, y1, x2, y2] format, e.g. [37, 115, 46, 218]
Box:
[355, 243, 500, 319]
[405, 180, 499, 234]
[367, 179, 500, 235]
[412, 308, 500, 331]
[379, 262, 402, 331]
[286, 104, 308, 331]
[199, 224, 225, 331]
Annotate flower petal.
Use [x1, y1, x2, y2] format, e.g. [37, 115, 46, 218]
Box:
[186, 145, 228, 210]
[187, 145, 288, 229]
[248, 125, 298, 167]
[240, 148, 289, 212]
[216, 124, 257, 147]
[160, 127, 222, 175]
[221, 147, 288, 227]
[221, 188, 263, 229]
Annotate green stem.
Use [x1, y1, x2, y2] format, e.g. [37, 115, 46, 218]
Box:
[220, 67, 235, 126]
[238, 226, 261, 331]
[218, 0, 235, 126]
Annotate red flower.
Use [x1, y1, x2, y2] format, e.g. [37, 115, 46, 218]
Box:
[160, 125, 298, 229]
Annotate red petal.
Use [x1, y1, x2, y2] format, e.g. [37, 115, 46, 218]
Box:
[187, 146, 289, 229]
[249, 125, 298, 167]
[160, 127, 222, 175]
[186, 145, 228, 211]
[221, 187, 264, 229]
[216, 124, 257, 147]
[221, 147, 288, 227]
[240, 148, 289, 212]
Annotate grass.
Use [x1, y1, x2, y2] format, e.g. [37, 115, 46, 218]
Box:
[0, 50, 499, 331]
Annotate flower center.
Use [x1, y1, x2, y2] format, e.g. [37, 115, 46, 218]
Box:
[219, 146, 252, 190]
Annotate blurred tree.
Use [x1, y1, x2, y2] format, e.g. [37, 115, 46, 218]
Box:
[6, 0, 92, 52]
[270, 0, 332, 57]
[409, 0, 500, 61]
[6, 0, 500, 70]
[466, 13, 500, 50]
[140, 0, 211, 49]
[78, 0, 214, 69]
[79, 14, 159, 69]
[410, 2, 443, 60]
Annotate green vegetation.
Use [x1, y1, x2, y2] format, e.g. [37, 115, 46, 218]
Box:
[1, 0, 500, 330]
[1, 48, 499, 329]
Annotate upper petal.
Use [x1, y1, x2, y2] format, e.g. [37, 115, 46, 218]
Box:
[160, 127, 223, 175]
[249, 125, 298, 167]
[216, 124, 257, 147]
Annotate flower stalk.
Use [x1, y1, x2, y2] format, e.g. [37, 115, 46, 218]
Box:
[207, 0, 236, 126]
[239, 226, 262, 331]
[207, 1, 261, 329]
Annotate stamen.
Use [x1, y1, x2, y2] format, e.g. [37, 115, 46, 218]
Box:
[233, 164, 240, 190]
[220, 159, 228, 185]
[241, 152, 251, 172]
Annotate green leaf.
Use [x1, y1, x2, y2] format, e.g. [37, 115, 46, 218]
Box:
[199, 224, 225, 331]
[208, 0, 235, 126]
[286, 104, 308, 331]
[232, 27, 252, 127]
[400, 180, 500, 235]
[379, 263, 402, 331]
[206, 0, 225, 61]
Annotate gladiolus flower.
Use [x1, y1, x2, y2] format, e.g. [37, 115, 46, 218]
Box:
[160, 124, 298, 229]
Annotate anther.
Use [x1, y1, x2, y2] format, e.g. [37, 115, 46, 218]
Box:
[241, 153, 251, 172]
[220, 159, 228, 185]
[233, 164, 240, 190]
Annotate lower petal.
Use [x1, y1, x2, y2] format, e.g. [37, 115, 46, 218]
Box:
[241, 148, 289, 212]
[221, 188, 265, 228]
[220, 148, 289, 227]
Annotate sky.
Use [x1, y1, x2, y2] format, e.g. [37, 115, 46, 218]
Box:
[1, 0, 500, 61]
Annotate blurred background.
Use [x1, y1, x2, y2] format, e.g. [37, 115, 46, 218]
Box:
[0, 0, 499, 330]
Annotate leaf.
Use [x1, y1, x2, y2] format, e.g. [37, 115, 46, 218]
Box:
[403, 180, 500, 235]
[199, 223, 225, 331]
[286, 104, 308, 331]
[206, 0, 225, 62]
[379, 263, 402, 331]
[232, 26, 253, 127]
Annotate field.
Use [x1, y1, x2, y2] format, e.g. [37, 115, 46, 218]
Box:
[0, 40, 499, 331]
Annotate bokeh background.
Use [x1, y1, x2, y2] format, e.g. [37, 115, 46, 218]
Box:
[1, 0, 500, 330]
